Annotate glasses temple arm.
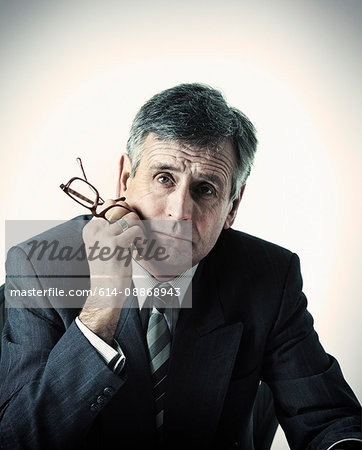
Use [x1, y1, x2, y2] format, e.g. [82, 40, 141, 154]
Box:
[76, 157, 103, 201]
[76, 157, 88, 181]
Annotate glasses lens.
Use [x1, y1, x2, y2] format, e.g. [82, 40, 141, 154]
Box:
[67, 179, 98, 207]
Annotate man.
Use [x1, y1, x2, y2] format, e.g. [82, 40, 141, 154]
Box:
[0, 83, 361, 449]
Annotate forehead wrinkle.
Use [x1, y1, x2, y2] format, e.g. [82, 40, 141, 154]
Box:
[149, 163, 181, 172]
[143, 139, 234, 187]
[197, 159, 232, 186]
[146, 149, 196, 174]
[144, 134, 235, 165]
[175, 144, 234, 181]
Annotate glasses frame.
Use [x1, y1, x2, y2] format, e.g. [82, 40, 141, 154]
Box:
[60, 158, 131, 219]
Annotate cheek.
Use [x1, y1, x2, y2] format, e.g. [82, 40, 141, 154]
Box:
[130, 189, 166, 219]
[195, 213, 224, 241]
[127, 178, 151, 202]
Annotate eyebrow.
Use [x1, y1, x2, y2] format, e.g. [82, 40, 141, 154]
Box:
[150, 163, 223, 188]
[150, 164, 179, 172]
[199, 173, 223, 188]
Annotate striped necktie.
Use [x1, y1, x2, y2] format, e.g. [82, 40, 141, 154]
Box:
[146, 285, 172, 435]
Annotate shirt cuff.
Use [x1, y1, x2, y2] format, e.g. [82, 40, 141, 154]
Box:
[75, 316, 126, 374]
[327, 439, 362, 449]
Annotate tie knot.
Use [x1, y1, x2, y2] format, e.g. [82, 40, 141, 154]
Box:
[152, 283, 175, 313]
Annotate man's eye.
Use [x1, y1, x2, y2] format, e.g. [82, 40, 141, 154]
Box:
[157, 175, 173, 185]
[198, 184, 215, 196]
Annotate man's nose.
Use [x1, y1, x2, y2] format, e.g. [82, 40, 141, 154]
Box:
[166, 186, 193, 220]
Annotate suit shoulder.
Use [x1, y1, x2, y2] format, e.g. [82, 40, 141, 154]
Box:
[218, 228, 294, 262]
[6, 215, 91, 275]
[206, 228, 297, 288]
[8, 215, 91, 256]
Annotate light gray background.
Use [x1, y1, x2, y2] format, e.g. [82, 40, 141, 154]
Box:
[1, 1, 361, 447]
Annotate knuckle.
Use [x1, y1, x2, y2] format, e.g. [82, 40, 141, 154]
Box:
[99, 199, 116, 214]
[105, 208, 123, 221]
[116, 201, 134, 212]
[128, 225, 146, 239]
[125, 212, 140, 221]
[82, 219, 96, 238]
[104, 199, 116, 206]
[105, 207, 128, 222]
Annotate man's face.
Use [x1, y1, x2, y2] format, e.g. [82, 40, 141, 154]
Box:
[118, 133, 243, 268]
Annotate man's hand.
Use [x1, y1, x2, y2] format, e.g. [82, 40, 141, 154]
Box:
[79, 199, 145, 344]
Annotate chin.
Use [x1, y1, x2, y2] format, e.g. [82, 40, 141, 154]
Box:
[157, 250, 193, 276]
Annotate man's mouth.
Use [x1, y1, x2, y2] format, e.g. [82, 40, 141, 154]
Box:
[151, 230, 193, 243]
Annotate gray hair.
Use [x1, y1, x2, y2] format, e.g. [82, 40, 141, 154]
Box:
[126, 83, 257, 201]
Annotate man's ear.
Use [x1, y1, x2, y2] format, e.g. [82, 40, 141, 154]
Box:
[223, 184, 246, 229]
[116, 153, 132, 197]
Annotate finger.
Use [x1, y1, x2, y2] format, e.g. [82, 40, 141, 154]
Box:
[114, 197, 137, 214]
[98, 198, 116, 211]
[117, 223, 147, 250]
[103, 200, 136, 222]
[110, 211, 144, 235]
[83, 199, 116, 239]
[100, 199, 119, 222]
[84, 209, 143, 243]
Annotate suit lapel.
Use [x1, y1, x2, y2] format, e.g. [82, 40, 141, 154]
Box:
[165, 260, 244, 444]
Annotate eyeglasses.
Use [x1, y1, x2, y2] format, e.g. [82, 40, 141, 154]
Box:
[60, 157, 131, 219]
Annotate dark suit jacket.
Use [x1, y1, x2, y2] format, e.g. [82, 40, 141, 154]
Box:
[0, 216, 360, 449]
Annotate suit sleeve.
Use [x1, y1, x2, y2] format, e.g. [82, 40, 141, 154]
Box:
[0, 245, 127, 450]
[261, 253, 361, 450]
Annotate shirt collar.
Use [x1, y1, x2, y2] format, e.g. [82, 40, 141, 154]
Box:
[131, 258, 198, 309]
